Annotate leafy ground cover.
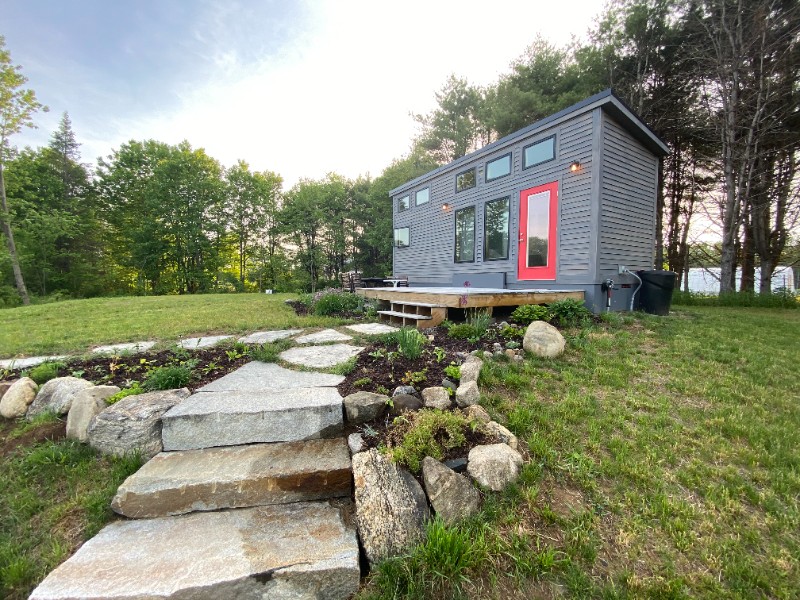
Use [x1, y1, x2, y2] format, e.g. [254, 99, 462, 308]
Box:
[0, 293, 343, 356]
[357, 307, 800, 599]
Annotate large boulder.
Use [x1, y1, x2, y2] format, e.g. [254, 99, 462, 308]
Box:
[422, 387, 451, 410]
[352, 449, 430, 565]
[26, 377, 94, 420]
[87, 388, 190, 458]
[464, 404, 491, 423]
[0, 378, 38, 419]
[485, 420, 519, 450]
[422, 457, 480, 525]
[467, 443, 524, 491]
[522, 321, 566, 358]
[459, 356, 483, 384]
[455, 381, 480, 408]
[66, 386, 120, 442]
[343, 391, 388, 424]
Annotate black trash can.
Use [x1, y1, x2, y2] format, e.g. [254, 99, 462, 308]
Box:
[637, 270, 677, 315]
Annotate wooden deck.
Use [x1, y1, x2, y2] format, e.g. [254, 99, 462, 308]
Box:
[357, 287, 584, 309]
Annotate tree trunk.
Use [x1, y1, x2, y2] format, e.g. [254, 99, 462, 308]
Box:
[0, 162, 31, 305]
[740, 209, 755, 293]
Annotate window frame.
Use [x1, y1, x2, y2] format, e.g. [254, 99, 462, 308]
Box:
[484, 152, 512, 182]
[397, 194, 410, 212]
[454, 205, 476, 263]
[455, 168, 476, 193]
[483, 196, 510, 261]
[394, 226, 410, 248]
[522, 135, 556, 170]
[415, 187, 430, 206]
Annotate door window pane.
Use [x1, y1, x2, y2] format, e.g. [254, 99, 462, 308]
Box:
[486, 153, 511, 181]
[523, 136, 555, 169]
[484, 197, 509, 260]
[526, 191, 550, 267]
[394, 227, 410, 247]
[454, 206, 475, 262]
[456, 168, 476, 192]
[398, 195, 410, 212]
[416, 187, 430, 205]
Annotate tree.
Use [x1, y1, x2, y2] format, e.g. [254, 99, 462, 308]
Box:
[0, 36, 47, 305]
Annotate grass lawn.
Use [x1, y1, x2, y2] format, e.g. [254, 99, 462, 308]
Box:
[0, 293, 339, 357]
[359, 307, 800, 599]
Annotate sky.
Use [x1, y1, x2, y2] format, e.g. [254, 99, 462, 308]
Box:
[3, 0, 605, 187]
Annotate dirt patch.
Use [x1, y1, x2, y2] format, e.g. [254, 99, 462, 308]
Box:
[1, 418, 65, 457]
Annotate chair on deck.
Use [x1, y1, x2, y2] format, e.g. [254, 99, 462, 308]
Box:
[339, 271, 363, 293]
[396, 274, 409, 287]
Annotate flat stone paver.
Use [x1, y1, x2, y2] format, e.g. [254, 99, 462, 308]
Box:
[112, 438, 352, 518]
[0, 355, 67, 370]
[161, 387, 344, 450]
[280, 344, 363, 369]
[29, 503, 360, 600]
[345, 323, 399, 335]
[176, 335, 232, 349]
[198, 361, 343, 392]
[295, 329, 353, 344]
[239, 329, 303, 344]
[92, 341, 156, 356]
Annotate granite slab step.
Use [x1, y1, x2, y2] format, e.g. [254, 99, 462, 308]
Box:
[30, 502, 360, 600]
[161, 387, 344, 450]
[197, 361, 344, 392]
[112, 438, 352, 518]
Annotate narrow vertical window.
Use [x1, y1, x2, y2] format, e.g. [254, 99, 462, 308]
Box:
[484, 197, 510, 260]
[526, 193, 550, 267]
[415, 187, 430, 206]
[398, 195, 410, 212]
[454, 206, 475, 262]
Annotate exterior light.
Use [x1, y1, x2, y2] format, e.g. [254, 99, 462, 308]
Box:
[442, 203, 451, 210]
[570, 161, 581, 172]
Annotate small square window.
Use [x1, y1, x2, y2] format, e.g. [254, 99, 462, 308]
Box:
[394, 227, 410, 247]
[523, 136, 556, 169]
[485, 153, 512, 182]
[398, 195, 410, 212]
[416, 188, 430, 206]
[455, 168, 476, 193]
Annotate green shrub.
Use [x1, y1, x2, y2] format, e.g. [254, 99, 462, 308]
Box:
[547, 298, 592, 327]
[500, 324, 525, 339]
[312, 290, 362, 315]
[396, 327, 426, 360]
[106, 382, 144, 404]
[27, 362, 65, 385]
[444, 363, 461, 381]
[389, 409, 470, 473]
[447, 323, 481, 340]
[142, 365, 193, 391]
[511, 303, 550, 325]
[466, 309, 492, 338]
[248, 339, 293, 363]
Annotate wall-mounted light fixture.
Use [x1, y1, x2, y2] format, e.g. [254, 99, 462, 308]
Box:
[442, 203, 451, 210]
[570, 161, 582, 173]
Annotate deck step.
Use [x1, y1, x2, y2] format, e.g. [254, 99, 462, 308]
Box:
[377, 310, 432, 320]
[30, 502, 360, 600]
[112, 438, 352, 518]
[161, 387, 344, 450]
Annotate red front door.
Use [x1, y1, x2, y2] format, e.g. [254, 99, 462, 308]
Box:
[518, 182, 558, 280]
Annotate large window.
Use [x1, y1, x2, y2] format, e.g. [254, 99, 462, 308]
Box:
[485, 153, 512, 182]
[416, 187, 430, 206]
[523, 136, 555, 169]
[454, 206, 475, 262]
[484, 197, 510, 260]
[394, 227, 410, 247]
[455, 168, 476, 192]
[398, 195, 410, 212]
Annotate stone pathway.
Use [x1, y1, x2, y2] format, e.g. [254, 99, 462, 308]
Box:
[0, 355, 67, 370]
[176, 335, 232, 349]
[28, 328, 382, 599]
[92, 341, 156, 356]
[295, 328, 353, 344]
[280, 343, 364, 368]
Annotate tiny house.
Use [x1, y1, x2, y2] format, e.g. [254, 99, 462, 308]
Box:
[389, 89, 669, 313]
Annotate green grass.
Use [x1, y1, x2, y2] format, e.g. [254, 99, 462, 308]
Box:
[0, 417, 143, 600]
[358, 307, 800, 599]
[0, 293, 343, 356]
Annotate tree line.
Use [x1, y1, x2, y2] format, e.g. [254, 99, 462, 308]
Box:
[2, 0, 798, 304]
[413, 0, 799, 293]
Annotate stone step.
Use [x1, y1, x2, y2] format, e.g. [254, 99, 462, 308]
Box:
[112, 438, 352, 518]
[161, 386, 344, 450]
[30, 502, 360, 600]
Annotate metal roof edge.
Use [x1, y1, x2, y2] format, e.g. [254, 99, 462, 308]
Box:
[389, 89, 668, 196]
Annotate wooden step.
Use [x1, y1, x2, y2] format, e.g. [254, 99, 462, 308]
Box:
[377, 310, 432, 320]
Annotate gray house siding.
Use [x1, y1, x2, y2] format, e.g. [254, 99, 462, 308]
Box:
[390, 90, 667, 313]
[597, 113, 659, 281]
